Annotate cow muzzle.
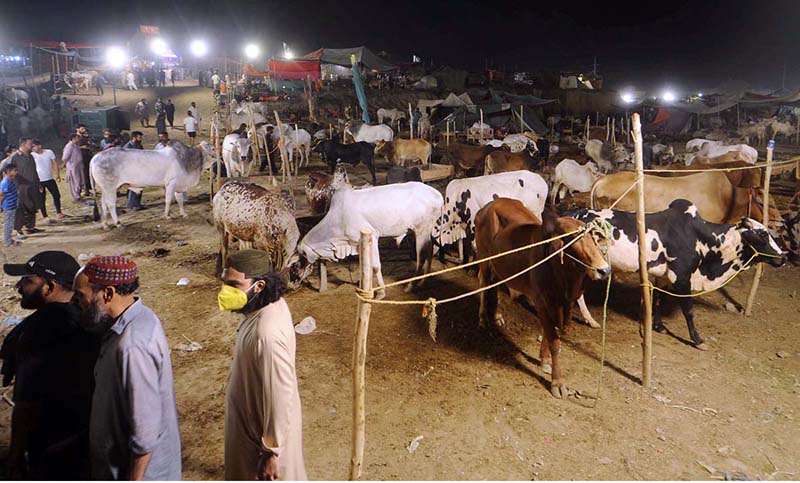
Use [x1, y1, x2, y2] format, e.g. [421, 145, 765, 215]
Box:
[591, 265, 611, 281]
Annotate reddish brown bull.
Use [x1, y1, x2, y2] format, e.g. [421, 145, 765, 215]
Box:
[474, 198, 610, 398]
[484, 149, 536, 175]
[656, 160, 762, 188]
[444, 143, 498, 176]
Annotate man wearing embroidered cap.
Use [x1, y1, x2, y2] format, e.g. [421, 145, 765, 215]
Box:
[72, 256, 181, 480]
[0, 251, 98, 479]
[219, 249, 307, 480]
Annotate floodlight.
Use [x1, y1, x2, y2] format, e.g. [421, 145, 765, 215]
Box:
[244, 43, 260, 59]
[150, 38, 168, 56]
[190, 39, 208, 57]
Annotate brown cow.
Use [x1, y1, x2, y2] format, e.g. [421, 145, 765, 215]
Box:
[375, 138, 432, 167]
[484, 149, 536, 175]
[304, 165, 350, 215]
[444, 143, 498, 176]
[656, 160, 762, 188]
[590, 170, 777, 224]
[474, 199, 610, 398]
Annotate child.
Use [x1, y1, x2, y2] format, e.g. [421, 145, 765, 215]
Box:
[0, 163, 20, 246]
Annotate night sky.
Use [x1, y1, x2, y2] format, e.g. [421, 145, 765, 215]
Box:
[2, 0, 799, 92]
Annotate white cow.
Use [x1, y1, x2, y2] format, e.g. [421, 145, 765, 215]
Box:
[298, 182, 443, 296]
[345, 122, 394, 144]
[432, 170, 548, 262]
[90, 141, 213, 227]
[3, 88, 29, 111]
[689, 143, 758, 165]
[469, 122, 493, 138]
[686, 138, 723, 152]
[501, 133, 539, 154]
[377, 108, 406, 127]
[585, 139, 631, 172]
[551, 159, 600, 204]
[283, 127, 312, 169]
[769, 119, 796, 140]
[222, 133, 251, 177]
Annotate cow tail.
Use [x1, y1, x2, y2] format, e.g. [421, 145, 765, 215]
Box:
[90, 157, 101, 222]
[551, 180, 561, 206]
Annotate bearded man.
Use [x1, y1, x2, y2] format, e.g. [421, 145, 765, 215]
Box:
[218, 249, 307, 480]
[72, 256, 181, 481]
[1, 251, 98, 479]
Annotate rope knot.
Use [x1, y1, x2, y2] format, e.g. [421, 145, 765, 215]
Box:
[421, 298, 438, 342]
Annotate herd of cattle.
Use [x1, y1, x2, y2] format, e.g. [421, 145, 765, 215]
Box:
[85, 113, 799, 398]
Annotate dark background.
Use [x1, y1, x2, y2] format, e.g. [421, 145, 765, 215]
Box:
[2, 0, 798, 92]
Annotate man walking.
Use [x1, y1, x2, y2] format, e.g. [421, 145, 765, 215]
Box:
[9, 138, 41, 235]
[189, 101, 202, 133]
[1, 251, 98, 479]
[135, 99, 149, 127]
[62, 134, 85, 202]
[219, 250, 307, 480]
[123, 131, 145, 211]
[126, 71, 137, 90]
[158, 69, 166, 87]
[95, 74, 106, 96]
[155, 98, 167, 135]
[31, 140, 64, 222]
[165, 99, 176, 129]
[76, 125, 94, 196]
[211, 71, 221, 93]
[183, 111, 198, 145]
[72, 256, 181, 480]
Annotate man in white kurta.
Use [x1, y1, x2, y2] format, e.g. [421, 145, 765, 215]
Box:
[221, 250, 307, 481]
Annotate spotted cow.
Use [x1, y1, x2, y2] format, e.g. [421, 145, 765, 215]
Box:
[304, 165, 350, 215]
[433, 170, 548, 263]
[213, 180, 313, 288]
[569, 199, 786, 348]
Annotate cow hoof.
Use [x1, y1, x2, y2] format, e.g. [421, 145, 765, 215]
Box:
[550, 384, 573, 399]
[585, 318, 601, 329]
[654, 324, 667, 334]
[695, 342, 709, 351]
[541, 363, 552, 375]
[375, 289, 386, 300]
[494, 314, 506, 327]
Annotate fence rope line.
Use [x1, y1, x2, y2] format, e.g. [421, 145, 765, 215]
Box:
[643, 157, 799, 174]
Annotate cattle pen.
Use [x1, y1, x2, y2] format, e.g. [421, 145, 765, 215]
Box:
[344, 112, 799, 480]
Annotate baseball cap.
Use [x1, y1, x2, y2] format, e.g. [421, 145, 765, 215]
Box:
[4, 251, 81, 286]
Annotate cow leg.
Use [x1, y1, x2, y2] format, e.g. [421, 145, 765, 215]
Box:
[675, 282, 706, 350]
[164, 182, 176, 219]
[371, 238, 386, 300]
[216, 228, 229, 276]
[407, 232, 433, 292]
[477, 264, 503, 328]
[576, 294, 601, 328]
[652, 286, 666, 334]
[545, 312, 570, 399]
[103, 191, 120, 227]
[175, 191, 187, 218]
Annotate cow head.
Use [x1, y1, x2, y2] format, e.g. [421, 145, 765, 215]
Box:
[234, 135, 251, 162]
[284, 252, 315, 290]
[738, 218, 786, 268]
[768, 211, 800, 264]
[543, 210, 611, 281]
[195, 141, 214, 170]
[610, 145, 631, 164]
[374, 140, 393, 158]
[332, 164, 351, 189]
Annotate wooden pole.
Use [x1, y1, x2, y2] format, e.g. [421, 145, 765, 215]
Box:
[626, 112, 630, 145]
[446, 119, 450, 147]
[350, 230, 373, 480]
[214, 112, 222, 191]
[294, 123, 300, 177]
[480, 109, 484, 144]
[611, 117, 616, 146]
[745, 141, 774, 316]
[519, 105, 524, 133]
[796, 116, 799, 146]
[408, 102, 413, 139]
[306, 75, 317, 123]
[329, 123, 333, 140]
[606, 117, 610, 141]
[632, 113, 653, 388]
[585, 115, 590, 140]
[245, 104, 261, 177]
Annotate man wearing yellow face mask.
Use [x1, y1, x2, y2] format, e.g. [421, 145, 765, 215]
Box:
[219, 249, 307, 481]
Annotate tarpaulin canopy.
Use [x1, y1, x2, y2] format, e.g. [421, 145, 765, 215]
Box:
[267, 59, 320, 80]
[242, 63, 269, 77]
[302, 46, 396, 72]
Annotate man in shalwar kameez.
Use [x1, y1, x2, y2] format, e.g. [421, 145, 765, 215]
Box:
[61, 134, 85, 201]
[218, 250, 307, 481]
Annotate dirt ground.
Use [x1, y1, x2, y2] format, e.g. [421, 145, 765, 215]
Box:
[0, 83, 798, 480]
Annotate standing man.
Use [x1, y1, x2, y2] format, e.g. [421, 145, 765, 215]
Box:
[189, 101, 202, 133]
[9, 138, 42, 235]
[219, 250, 307, 480]
[165, 99, 176, 130]
[135, 98, 149, 127]
[123, 131, 145, 211]
[158, 69, 166, 87]
[62, 134, 85, 202]
[76, 125, 94, 197]
[1, 251, 98, 479]
[72, 256, 182, 480]
[211, 71, 221, 93]
[155, 98, 167, 135]
[95, 74, 106, 96]
[32, 140, 64, 222]
[170, 69, 176, 87]
[183, 111, 198, 145]
[126, 71, 137, 90]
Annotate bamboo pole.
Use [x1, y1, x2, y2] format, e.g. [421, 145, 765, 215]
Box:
[745, 141, 774, 316]
[585, 115, 590, 140]
[408, 103, 413, 139]
[350, 230, 373, 480]
[611, 117, 616, 146]
[632, 113, 653, 388]
[245, 104, 261, 177]
[796, 116, 799, 146]
[446, 119, 450, 146]
[480, 109, 484, 143]
[213, 112, 222, 191]
[294, 123, 301, 177]
[319, 262, 328, 292]
[519, 105, 524, 133]
[606, 117, 610, 141]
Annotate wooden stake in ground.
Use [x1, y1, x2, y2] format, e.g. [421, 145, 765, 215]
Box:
[350, 230, 373, 480]
[408, 103, 413, 139]
[519, 105, 524, 133]
[213, 112, 222, 192]
[585, 115, 590, 141]
[245, 103, 262, 177]
[606, 117, 610, 141]
[632, 113, 654, 388]
[480, 109, 484, 144]
[745, 141, 775, 316]
[306, 75, 317, 123]
[611, 117, 616, 146]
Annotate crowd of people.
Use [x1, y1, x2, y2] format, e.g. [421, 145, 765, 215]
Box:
[0, 248, 306, 479]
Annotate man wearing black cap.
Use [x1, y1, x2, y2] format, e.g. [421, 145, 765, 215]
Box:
[0, 251, 99, 479]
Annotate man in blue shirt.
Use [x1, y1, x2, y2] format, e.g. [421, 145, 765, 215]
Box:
[72, 256, 181, 480]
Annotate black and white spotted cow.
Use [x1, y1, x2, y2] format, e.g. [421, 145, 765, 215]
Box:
[570, 199, 786, 349]
[775, 210, 800, 264]
[432, 170, 548, 263]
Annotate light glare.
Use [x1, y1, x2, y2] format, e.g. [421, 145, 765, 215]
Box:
[150, 38, 168, 56]
[244, 43, 260, 59]
[190, 40, 208, 57]
[662, 90, 677, 102]
[106, 47, 127, 68]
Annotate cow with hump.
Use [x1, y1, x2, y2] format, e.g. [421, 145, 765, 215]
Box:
[570, 199, 785, 349]
[90, 140, 213, 227]
[213, 180, 313, 289]
[433, 171, 548, 263]
[474, 198, 610, 398]
[298, 182, 444, 297]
